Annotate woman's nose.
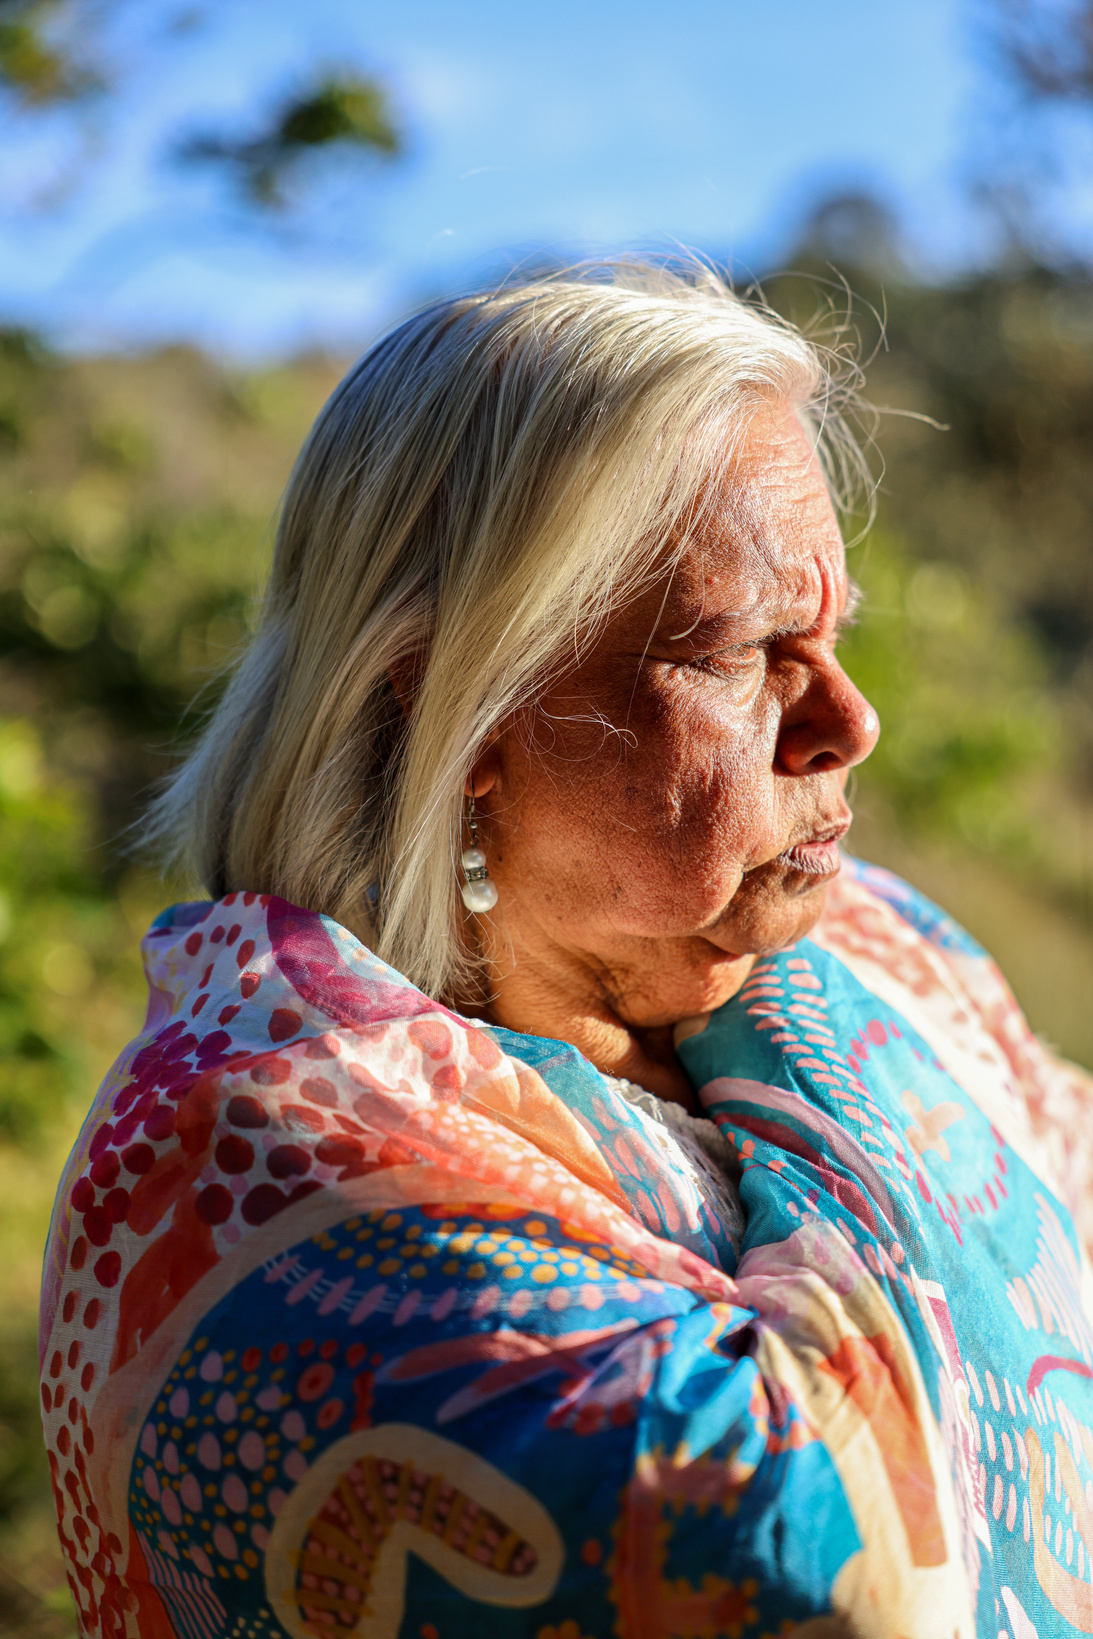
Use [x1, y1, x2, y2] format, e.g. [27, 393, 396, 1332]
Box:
[775, 663, 880, 777]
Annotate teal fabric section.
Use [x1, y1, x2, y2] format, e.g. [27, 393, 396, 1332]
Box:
[486, 1021, 741, 1271]
[676, 884, 1093, 1634]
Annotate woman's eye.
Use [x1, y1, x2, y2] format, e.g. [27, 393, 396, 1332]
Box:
[687, 644, 761, 674]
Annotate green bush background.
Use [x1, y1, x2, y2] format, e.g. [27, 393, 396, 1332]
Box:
[0, 265, 1091, 1630]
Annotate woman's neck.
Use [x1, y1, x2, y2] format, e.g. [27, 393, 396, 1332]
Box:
[463, 944, 757, 1115]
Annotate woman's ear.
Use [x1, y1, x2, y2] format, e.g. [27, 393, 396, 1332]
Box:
[465, 731, 502, 799]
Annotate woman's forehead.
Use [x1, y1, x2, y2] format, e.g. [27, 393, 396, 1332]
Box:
[635, 423, 848, 636]
[701, 410, 844, 568]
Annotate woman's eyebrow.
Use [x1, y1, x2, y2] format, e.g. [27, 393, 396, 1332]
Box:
[663, 575, 863, 645]
[730, 575, 866, 641]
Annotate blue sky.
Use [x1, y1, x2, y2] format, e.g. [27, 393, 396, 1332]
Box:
[0, 0, 1023, 356]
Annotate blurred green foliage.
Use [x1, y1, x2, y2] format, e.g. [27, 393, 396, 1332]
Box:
[0, 338, 343, 1142]
[841, 531, 1057, 851]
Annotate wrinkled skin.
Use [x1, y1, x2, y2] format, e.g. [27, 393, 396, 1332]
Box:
[466, 406, 880, 1107]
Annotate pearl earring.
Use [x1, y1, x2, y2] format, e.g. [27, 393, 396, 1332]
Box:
[460, 795, 498, 912]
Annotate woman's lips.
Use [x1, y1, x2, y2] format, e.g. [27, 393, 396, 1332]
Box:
[776, 820, 851, 878]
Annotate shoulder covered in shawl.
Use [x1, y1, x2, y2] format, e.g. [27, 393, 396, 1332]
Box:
[39, 865, 1093, 1639]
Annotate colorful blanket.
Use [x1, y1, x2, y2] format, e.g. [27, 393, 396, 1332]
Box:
[39, 859, 1093, 1638]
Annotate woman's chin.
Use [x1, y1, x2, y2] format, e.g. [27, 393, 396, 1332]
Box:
[711, 870, 833, 958]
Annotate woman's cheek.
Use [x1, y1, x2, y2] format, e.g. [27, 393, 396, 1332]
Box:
[653, 764, 756, 916]
[677, 698, 777, 840]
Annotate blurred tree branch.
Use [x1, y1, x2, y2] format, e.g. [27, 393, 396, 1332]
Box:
[0, 0, 402, 213]
[177, 75, 401, 206]
[961, 1, 1093, 264]
[996, 0, 1093, 102]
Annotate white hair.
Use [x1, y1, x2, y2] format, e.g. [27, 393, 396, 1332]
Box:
[143, 258, 873, 1002]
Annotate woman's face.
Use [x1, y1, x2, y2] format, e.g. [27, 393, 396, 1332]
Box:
[473, 405, 880, 1031]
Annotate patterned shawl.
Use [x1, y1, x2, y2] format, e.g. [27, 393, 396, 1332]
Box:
[39, 858, 1093, 1638]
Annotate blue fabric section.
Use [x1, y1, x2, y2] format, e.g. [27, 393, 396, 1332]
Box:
[487, 1021, 740, 1273]
[149, 899, 212, 932]
[129, 1204, 858, 1634]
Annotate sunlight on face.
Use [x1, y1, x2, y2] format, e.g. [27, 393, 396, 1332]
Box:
[477, 404, 880, 1029]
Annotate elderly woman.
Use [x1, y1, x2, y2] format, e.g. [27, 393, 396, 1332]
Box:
[41, 265, 1093, 1639]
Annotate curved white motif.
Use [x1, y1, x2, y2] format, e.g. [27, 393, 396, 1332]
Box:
[265, 1423, 564, 1638]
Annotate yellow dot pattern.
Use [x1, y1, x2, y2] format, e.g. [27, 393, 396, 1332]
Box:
[337, 1211, 652, 1292]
